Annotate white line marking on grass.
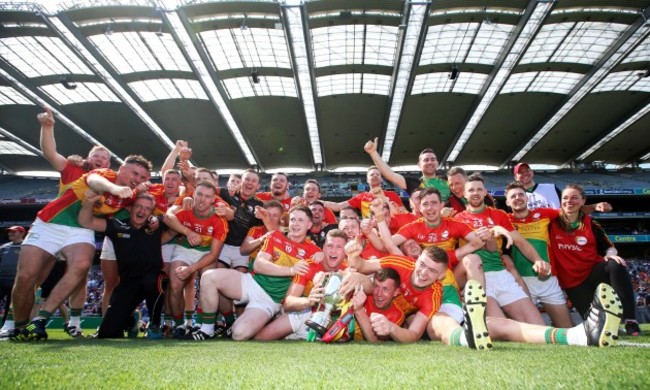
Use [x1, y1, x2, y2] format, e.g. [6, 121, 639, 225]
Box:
[618, 341, 650, 348]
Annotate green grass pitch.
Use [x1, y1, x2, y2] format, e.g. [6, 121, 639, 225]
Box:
[1, 326, 649, 389]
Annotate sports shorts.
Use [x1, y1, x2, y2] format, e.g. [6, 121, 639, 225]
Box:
[24, 218, 94, 256]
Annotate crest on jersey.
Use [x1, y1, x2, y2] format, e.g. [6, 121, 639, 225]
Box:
[298, 248, 306, 257]
[487, 217, 495, 226]
[575, 236, 588, 246]
[533, 212, 541, 219]
[441, 230, 449, 239]
[208, 226, 213, 234]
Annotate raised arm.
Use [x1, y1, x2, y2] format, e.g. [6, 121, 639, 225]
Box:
[345, 237, 381, 274]
[321, 200, 351, 213]
[160, 140, 187, 174]
[363, 138, 407, 190]
[87, 173, 133, 199]
[38, 107, 67, 172]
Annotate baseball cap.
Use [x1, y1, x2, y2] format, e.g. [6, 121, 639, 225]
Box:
[6, 226, 25, 233]
[513, 162, 530, 175]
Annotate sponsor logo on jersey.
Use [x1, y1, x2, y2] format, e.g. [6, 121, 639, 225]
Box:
[558, 243, 582, 251]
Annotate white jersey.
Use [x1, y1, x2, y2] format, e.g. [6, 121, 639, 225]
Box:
[526, 183, 560, 210]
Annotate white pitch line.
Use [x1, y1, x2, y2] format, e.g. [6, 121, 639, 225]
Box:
[617, 341, 650, 348]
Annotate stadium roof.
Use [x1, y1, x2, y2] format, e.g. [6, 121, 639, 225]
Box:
[1, 0, 650, 174]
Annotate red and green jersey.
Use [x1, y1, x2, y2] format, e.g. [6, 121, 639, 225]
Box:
[397, 218, 473, 252]
[347, 190, 404, 219]
[509, 208, 559, 277]
[58, 162, 86, 194]
[389, 212, 417, 235]
[37, 168, 133, 228]
[396, 218, 474, 268]
[405, 176, 451, 203]
[256, 192, 292, 213]
[245, 225, 269, 261]
[252, 231, 323, 303]
[379, 255, 443, 319]
[323, 208, 337, 225]
[353, 294, 407, 341]
[174, 208, 228, 251]
[147, 183, 179, 216]
[172, 190, 225, 208]
[360, 239, 389, 260]
[454, 207, 514, 272]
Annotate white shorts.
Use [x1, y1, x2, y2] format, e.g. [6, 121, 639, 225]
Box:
[219, 244, 249, 269]
[161, 243, 174, 263]
[523, 276, 566, 305]
[485, 270, 529, 307]
[286, 308, 313, 340]
[100, 236, 116, 261]
[24, 218, 95, 256]
[438, 303, 464, 325]
[234, 273, 281, 319]
[170, 245, 206, 266]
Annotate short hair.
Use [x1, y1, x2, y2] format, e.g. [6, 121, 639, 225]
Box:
[242, 168, 259, 177]
[304, 178, 321, 192]
[446, 166, 467, 178]
[325, 228, 349, 242]
[135, 191, 156, 207]
[421, 245, 449, 266]
[340, 205, 360, 219]
[289, 205, 313, 221]
[374, 267, 401, 287]
[264, 199, 284, 212]
[419, 148, 436, 157]
[338, 216, 360, 228]
[163, 169, 181, 179]
[466, 173, 485, 184]
[272, 172, 288, 180]
[505, 181, 526, 193]
[196, 167, 217, 181]
[418, 187, 442, 202]
[308, 200, 325, 209]
[367, 165, 380, 173]
[229, 173, 242, 180]
[123, 155, 152, 172]
[88, 146, 109, 157]
[196, 180, 217, 194]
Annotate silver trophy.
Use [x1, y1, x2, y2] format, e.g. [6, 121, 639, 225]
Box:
[305, 272, 344, 337]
